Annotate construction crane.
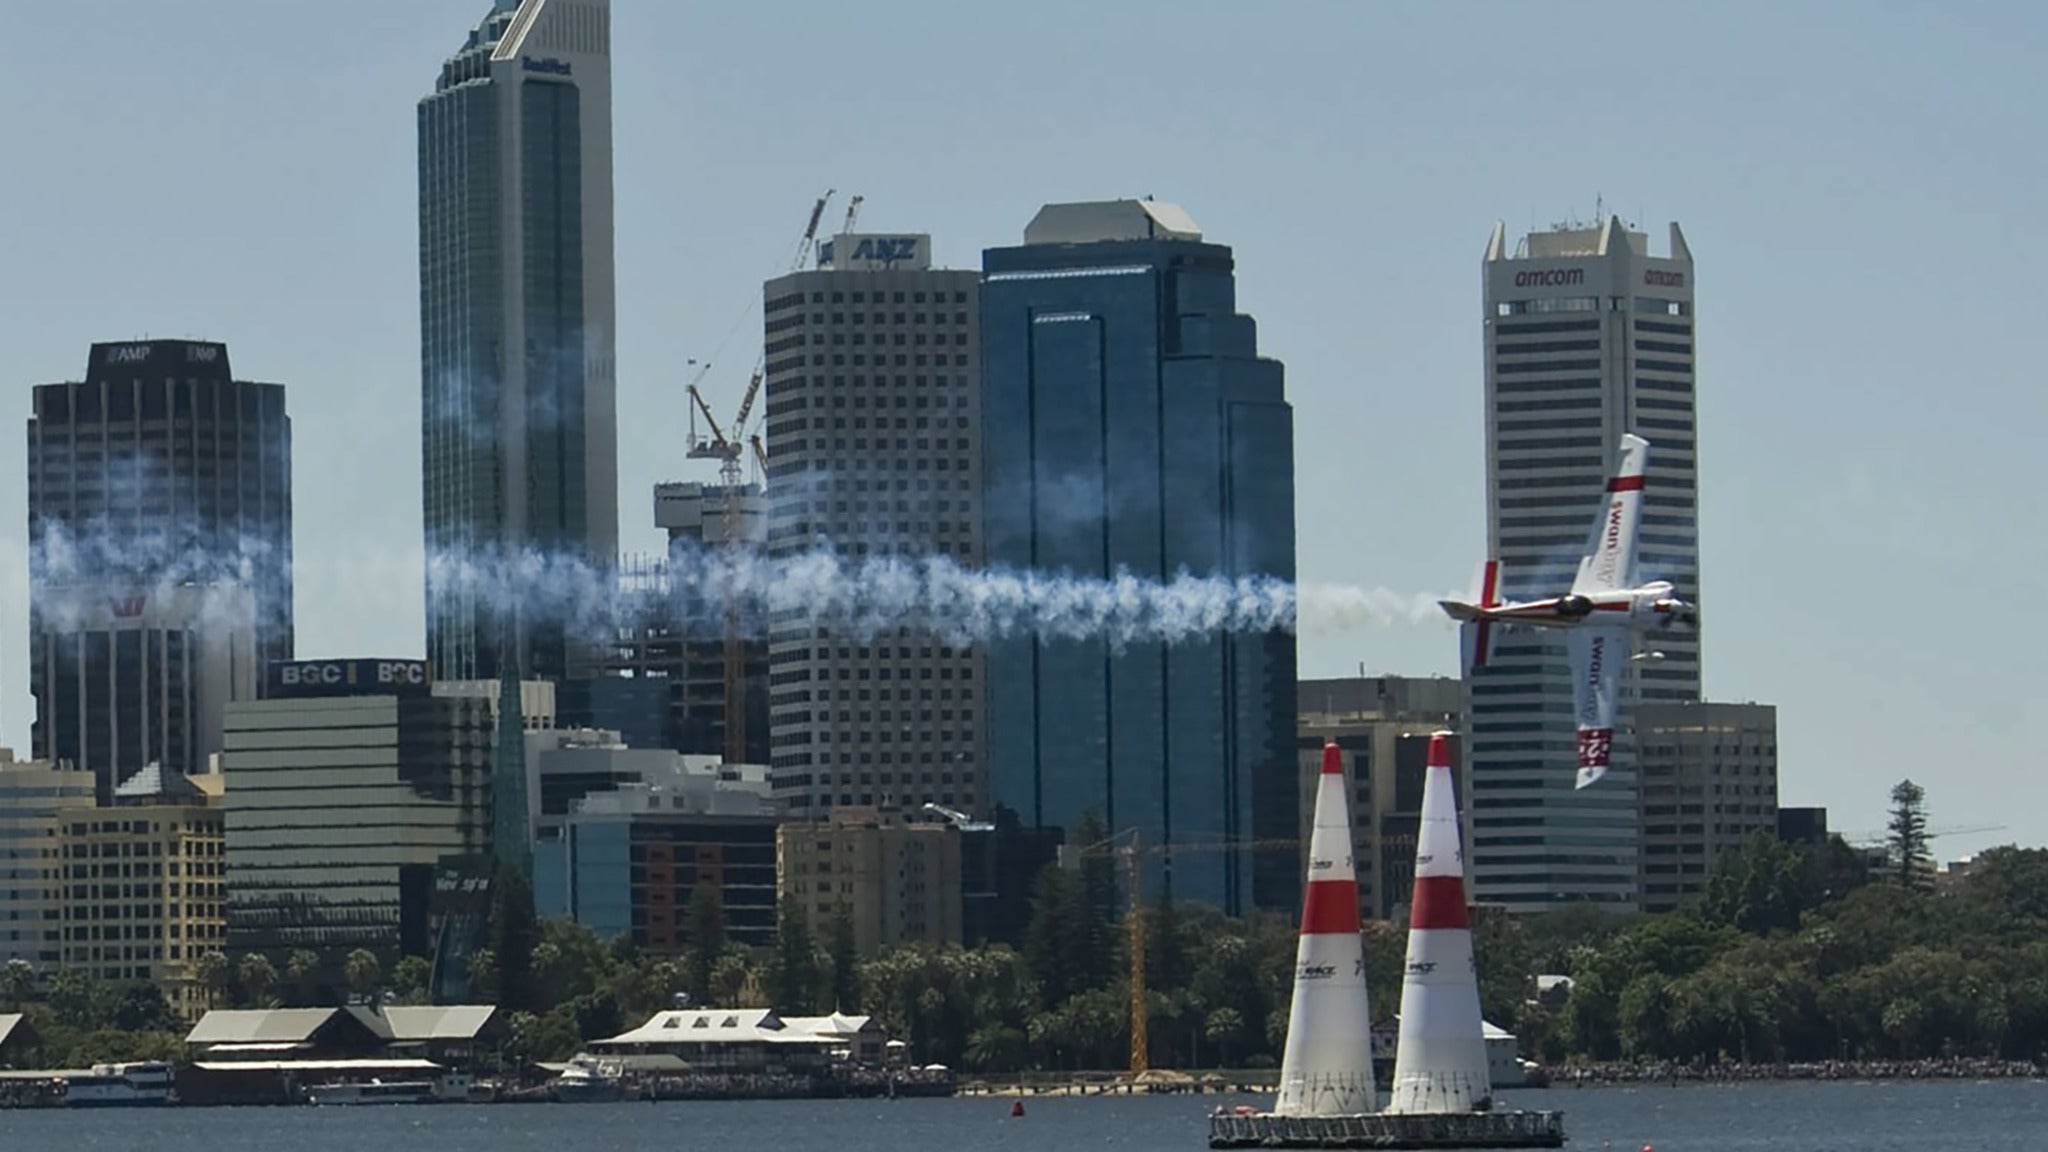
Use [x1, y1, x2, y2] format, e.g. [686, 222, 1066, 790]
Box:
[679, 194, 839, 767]
[684, 373, 761, 767]
[1077, 831, 1301, 1076]
[1846, 822, 2007, 850]
[792, 189, 834, 272]
[841, 193, 864, 237]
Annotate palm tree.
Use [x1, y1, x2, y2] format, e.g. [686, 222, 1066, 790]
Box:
[238, 954, 279, 1008]
[285, 949, 320, 1005]
[3, 959, 34, 1010]
[192, 951, 232, 1011]
[343, 949, 383, 1002]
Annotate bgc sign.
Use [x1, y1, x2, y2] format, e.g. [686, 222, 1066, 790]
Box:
[269, 658, 431, 699]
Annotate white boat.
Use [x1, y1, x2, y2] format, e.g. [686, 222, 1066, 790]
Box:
[64, 1061, 177, 1107]
[304, 1072, 475, 1106]
[548, 1056, 625, 1103]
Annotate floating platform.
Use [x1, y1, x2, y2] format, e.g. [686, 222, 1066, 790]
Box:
[1208, 1109, 1566, 1149]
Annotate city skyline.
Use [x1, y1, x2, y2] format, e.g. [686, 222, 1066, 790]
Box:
[0, 1, 2041, 856]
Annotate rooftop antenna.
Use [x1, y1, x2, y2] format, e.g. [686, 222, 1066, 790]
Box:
[1595, 192, 1605, 223]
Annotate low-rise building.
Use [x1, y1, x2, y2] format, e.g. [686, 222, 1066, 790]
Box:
[222, 660, 492, 961]
[0, 1014, 40, 1068]
[525, 729, 767, 843]
[535, 768, 779, 950]
[0, 751, 97, 969]
[178, 1004, 497, 1105]
[1636, 701, 1779, 912]
[185, 1005, 501, 1065]
[1298, 676, 1469, 921]
[777, 807, 964, 955]
[58, 763, 225, 1019]
[592, 1008, 881, 1071]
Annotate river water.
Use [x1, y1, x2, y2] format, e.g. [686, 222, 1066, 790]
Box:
[2, 1083, 2043, 1151]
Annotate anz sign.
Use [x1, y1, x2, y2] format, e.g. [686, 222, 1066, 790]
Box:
[822, 234, 931, 271]
[852, 237, 919, 264]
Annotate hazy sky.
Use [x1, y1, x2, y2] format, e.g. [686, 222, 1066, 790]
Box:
[2, 1, 2042, 855]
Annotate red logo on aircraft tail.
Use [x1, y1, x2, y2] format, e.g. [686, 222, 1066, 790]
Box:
[1577, 727, 1613, 769]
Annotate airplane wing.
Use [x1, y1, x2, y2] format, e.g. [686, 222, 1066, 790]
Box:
[1567, 625, 1627, 788]
[1457, 560, 1502, 673]
[1569, 433, 1650, 596]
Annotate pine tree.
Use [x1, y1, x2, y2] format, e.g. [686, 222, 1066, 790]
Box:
[685, 884, 726, 1005]
[769, 895, 821, 1013]
[828, 912, 861, 1010]
[1888, 778, 1932, 890]
[488, 865, 540, 1011]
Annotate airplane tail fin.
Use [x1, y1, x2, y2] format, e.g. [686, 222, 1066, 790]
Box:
[1459, 560, 1502, 673]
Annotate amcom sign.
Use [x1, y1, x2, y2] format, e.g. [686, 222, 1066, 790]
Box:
[1512, 268, 1585, 288]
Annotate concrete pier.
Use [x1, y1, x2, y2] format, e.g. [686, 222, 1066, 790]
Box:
[1207, 1109, 1566, 1149]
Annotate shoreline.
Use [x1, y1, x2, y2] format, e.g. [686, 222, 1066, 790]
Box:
[960, 1058, 2048, 1097]
[1538, 1059, 2045, 1087]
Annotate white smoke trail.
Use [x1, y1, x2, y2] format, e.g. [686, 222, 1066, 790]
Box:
[429, 539, 1447, 649]
[21, 522, 1446, 650]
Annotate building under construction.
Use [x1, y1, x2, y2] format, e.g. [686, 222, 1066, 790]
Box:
[596, 482, 770, 764]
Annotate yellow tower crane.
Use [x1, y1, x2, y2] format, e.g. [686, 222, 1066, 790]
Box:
[1077, 832, 1302, 1076]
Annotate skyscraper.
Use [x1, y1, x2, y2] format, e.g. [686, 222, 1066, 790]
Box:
[980, 200, 1299, 916]
[28, 339, 290, 802]
[419, 0, 618, 682]
[1471, 215, 1700, 912]
[761, 230, 984, 817]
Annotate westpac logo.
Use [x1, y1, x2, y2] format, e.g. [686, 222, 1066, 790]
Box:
[108, 595, 147, 618]
[522, 56, 572, 77]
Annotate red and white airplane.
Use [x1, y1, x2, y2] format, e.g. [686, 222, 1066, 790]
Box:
[1438, 433, 1698, 788]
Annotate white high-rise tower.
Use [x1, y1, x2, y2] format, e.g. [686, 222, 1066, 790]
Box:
[1471, 215, 1699, 912]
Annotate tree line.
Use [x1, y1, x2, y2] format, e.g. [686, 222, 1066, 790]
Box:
[9, 780, 2042, 1073]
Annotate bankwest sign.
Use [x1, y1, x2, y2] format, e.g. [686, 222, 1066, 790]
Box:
[268, 658, 432, 699]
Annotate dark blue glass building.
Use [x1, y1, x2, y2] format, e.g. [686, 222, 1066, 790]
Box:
[980, 201, 1299, 915]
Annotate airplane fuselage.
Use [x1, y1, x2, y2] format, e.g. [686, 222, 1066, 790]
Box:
[1440, 580, 1695, 632]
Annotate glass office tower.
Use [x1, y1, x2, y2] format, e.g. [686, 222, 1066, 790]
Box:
[981, 200, 1298, 915]
[418, 0, 618, 682]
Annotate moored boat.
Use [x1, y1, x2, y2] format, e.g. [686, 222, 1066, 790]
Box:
[549, 1055, 625, 1103]
[63, 1061, 176, 1107]
[304, 1072, 476, 1106]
